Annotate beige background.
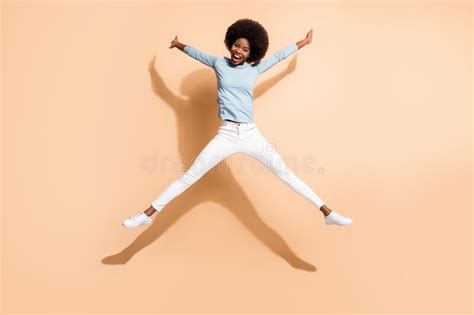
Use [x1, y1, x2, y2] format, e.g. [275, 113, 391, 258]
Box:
[1, 0, 472, 314]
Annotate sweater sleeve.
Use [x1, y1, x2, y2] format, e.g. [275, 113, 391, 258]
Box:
[253, 43, 298, 74]
[183, 45, 218, 68]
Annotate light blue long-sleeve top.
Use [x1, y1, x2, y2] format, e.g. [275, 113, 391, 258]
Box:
[182, 43, 298, 123]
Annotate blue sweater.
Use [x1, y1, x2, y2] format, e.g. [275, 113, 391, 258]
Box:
[183, 43, 298, 123]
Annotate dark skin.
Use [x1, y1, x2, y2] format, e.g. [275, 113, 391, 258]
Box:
[168, 28, 314, 65]
[141, 28, 332, 217]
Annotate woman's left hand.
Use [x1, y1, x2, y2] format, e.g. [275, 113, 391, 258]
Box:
[305, 29, 313, 45]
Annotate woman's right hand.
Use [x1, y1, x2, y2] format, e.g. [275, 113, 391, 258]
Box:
[169, 35, 179, 49]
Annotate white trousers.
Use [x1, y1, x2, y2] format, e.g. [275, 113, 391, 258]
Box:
[151, 119, 325, 212]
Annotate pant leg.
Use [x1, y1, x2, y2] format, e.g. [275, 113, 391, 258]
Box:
[151, 133, 237, 212]
[239, 128, 325, 209]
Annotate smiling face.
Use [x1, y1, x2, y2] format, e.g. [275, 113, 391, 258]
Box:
[230, 38, 250, 65]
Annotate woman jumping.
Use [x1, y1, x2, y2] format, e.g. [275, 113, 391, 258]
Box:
[122, 18, 353, 228]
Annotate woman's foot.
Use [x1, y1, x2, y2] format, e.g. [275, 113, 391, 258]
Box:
[122, 211, 153, 228]
[324, 210, 352, 226]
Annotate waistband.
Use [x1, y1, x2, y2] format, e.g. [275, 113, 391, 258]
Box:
[221, 119, 256, 127]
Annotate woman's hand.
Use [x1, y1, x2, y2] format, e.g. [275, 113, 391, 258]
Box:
[169, 35, 186, 51]
[169, 35, 179, 49]
[305, 28, 313, 45]
[296, 28, 314, 49]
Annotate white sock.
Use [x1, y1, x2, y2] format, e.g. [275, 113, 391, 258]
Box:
[325, 210, 352, 225]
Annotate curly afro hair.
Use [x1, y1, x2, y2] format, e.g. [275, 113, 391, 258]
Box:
[224, 18, 269, 65]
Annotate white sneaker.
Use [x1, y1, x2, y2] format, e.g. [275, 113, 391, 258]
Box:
[122, 212, 153, 228]
[325, 210, 352, 226]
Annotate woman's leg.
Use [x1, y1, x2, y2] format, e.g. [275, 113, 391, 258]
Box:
[148, 134, 238, 214]
[239, 127, 352, 225]
[240, 128, 326, 211]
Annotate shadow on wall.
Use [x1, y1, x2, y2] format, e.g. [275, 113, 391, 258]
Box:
[102, 53, 318, 271]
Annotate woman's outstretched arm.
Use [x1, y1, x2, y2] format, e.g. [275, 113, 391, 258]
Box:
[169, 35, 218, 68]
[254, 28, 314, 74]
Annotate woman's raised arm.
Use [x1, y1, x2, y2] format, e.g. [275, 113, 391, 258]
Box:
[254, 28, 313, 74]
[169, 35, 218, 68]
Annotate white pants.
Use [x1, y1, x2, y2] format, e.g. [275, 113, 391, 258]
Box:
[151, 119, 325, 212]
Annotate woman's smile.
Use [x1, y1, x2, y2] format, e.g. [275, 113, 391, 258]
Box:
[229, 37, 250, 65]
[231, 52, 243, 63]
